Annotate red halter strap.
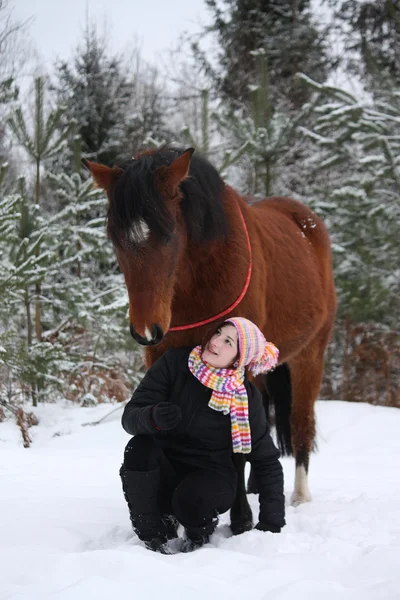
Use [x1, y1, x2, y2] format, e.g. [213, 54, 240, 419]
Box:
[168, 198, 253, 332]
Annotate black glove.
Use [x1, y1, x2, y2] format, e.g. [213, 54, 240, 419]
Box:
[150, 402, 182, 431]
[255, 522, 281, 533]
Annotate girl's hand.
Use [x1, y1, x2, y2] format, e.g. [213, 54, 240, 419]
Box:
[150, 402, 182, 431]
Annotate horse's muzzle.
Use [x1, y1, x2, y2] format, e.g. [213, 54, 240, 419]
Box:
[129, 323, 164, 346]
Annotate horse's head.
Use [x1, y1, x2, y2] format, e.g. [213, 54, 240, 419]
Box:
[83, 148, 194, 345]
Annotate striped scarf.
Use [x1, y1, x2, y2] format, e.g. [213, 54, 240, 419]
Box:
[188, 345, 252, 454]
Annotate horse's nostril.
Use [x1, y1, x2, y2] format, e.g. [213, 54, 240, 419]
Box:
[152, 324, 164, 344]
[129, 323, 164, 346]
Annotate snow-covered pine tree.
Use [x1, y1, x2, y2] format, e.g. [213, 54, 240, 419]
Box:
[0, 0, 23, 121]
[213, 50, 314, 195]
[118, 60, 174, 161]
[52, 25, 173, 169]
[181, 89, 211, 158]
[0, 175, 64, 407]
[51, 24, 133, 169]
[194, 0, 332, 110]
[178, 84, 253, 177]
[7, 76, 75, 345]
[297, 74, 399, 327]
[180, 87, 250, 171]
[40, 168, 144, 405]
[327, 0, 400, 89]
[0, 165, 143, 408]
[0, 75, 19, 193]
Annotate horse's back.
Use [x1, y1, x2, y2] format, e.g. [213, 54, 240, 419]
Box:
[252, 196, 331, 254]
[247, 195, 336, 340]
[251, 196, 334, 289]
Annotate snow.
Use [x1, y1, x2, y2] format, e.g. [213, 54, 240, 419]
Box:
[1, 400, 399, 600]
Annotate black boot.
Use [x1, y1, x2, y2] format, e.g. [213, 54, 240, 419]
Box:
[180, 520, 217, 553]
[143, 536, 172, 554]
[163, 514, 179, 540]
[120, 466, 171, 554]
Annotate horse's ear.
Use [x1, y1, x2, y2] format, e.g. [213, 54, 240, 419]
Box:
[82, 159, 123, 191]
[165, 148, 195, 189]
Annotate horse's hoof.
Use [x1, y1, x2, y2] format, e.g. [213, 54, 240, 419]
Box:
[230, 519, 253, 536]
[290, 490, 312, 506]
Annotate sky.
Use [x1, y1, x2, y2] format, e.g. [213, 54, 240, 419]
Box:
[11, 0, 367, 101]
[12, 0, 211, 72]
[1, 399, 399, 599]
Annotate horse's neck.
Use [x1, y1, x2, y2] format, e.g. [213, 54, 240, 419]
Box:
[173, 188, 250, 314]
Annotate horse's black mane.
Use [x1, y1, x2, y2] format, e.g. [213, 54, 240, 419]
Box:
[108, 147, 228, 247]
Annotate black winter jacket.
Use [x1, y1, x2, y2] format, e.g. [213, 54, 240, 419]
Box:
[122, 347, 285, 529]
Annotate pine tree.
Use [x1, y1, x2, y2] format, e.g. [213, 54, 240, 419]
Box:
[52, 26, 173, 169]
[0, 1, 22, 191]
[298, 74, 400, 326]
[0, 0, 23, 113]
[52, 24, 133, 168]
[328, 0, 400, 89]
[40, 168, 144, 404]
[213, 50, 314, 195]
[181, 89, 211, 158]
[0, 178, 58, 406]
[0, 165, 143, 408]
[194, 0, 333, 109]
[7, 76, 75, 342]
[44, 169, 118, 321]
[118, 62, 174, 161]
[0, 77, 18, 186]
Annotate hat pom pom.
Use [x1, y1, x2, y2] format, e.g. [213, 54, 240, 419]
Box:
[249, 342, 279, 376]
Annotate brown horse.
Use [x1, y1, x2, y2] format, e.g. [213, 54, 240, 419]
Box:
[84, 146, 336, 534]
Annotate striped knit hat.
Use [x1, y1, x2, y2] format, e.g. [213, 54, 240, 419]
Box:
[226, 317, 279, 375]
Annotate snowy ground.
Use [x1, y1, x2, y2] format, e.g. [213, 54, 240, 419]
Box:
[1, 400, 399, 600]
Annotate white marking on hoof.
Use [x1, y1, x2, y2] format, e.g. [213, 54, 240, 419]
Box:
[144, 326, 153, 341]
[290, 465, 312, 506]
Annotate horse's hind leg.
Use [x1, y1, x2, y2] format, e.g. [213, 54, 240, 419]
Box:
[230, 453, 253, 535]
[247, 365, 292, 495]
[289, 339, 327, 506]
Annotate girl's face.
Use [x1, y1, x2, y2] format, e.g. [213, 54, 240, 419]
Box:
[202, 324, 239, 368]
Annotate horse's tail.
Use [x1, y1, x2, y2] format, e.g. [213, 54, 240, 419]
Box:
[265, 363, 293, 456]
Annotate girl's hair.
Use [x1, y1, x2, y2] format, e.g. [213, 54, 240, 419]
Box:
[201, 320, 240, 366]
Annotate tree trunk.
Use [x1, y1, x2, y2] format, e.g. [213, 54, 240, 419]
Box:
[341, 316, 352, 401]
[25, 288, 32, 347]
[24, 288, 38, 407]
[34, 156, 42, 341]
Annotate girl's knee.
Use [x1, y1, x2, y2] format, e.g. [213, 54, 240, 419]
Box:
[123, 435, 160, 471]
[171, 471, 236, 526]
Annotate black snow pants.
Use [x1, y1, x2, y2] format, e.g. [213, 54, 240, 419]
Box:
[120, 435, 237, 542]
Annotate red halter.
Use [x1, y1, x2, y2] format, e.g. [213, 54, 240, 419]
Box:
[168, 199, 253, 332]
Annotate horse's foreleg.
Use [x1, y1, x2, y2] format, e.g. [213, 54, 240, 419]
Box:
[230, 453, 253, 535]
[289, 350, 325, 506]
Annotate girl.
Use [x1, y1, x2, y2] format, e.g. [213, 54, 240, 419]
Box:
[120, 317, 285, 553]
